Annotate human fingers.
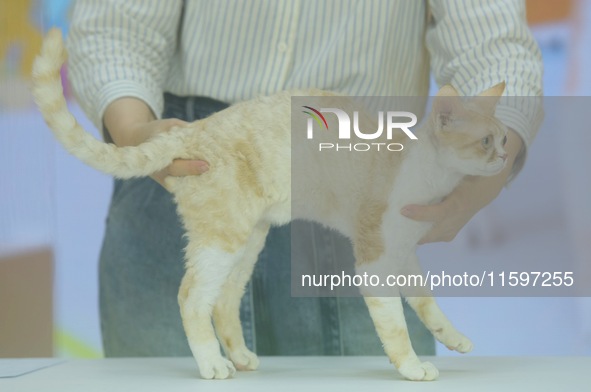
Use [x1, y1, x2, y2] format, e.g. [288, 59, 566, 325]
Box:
[150, 159, 209, 191]
[400, 201, 450, 222]
[167, 159, 210, 177]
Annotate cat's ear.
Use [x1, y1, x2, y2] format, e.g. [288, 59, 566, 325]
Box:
[433, 85, 463, 129]
[474, 81, 505, 114]
[479, 81, 506, 97]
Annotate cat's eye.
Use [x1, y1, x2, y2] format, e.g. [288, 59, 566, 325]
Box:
[502, 135, 507, 146]
[481, 136, 492, 149]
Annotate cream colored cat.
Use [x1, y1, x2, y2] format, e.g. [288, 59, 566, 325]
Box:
[32, 29, 508, 381]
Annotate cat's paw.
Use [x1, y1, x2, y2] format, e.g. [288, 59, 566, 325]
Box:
[435, 329, 474, 354]
[398, 360, 439, 381]
[198, 356, 236, 380]
[446, 335, 473, 353]
[229, 348, 260, 371]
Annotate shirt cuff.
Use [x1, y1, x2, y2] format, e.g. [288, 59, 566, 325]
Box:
[495, 101, 543, 183]
[96, 80, 163, 141]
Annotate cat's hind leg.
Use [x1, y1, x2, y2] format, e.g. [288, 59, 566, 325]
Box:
[213, 222, 270, 371]
[179, 245, 245, 379]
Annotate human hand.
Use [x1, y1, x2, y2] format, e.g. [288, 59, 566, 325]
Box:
[104, 97, 209, 190]
[400, 128, 523, 244]
[400, 174, 506, 244]
[122, 118, 210, 189]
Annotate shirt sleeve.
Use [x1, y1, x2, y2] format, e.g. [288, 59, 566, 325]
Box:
[66, 0, 183, 131]
[426, 0, 544, 179]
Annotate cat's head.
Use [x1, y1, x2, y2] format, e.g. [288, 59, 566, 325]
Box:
[430, 82, 508, 176]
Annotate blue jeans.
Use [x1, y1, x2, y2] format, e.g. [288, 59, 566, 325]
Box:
[98, 93, 435, 356]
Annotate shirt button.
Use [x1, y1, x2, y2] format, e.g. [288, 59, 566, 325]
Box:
[278, 42, 288, 53]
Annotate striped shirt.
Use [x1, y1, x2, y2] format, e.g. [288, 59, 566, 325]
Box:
[67, 0, 542, 162]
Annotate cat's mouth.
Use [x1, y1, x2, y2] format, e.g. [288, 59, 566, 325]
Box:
[482, 159, 506, 176]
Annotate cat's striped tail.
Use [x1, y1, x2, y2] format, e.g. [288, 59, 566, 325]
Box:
[31, 28, 184, 179]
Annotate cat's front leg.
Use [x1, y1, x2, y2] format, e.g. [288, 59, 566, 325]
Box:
[405, 296, 473, 354]
[399, 254, 473, 354]
[357, 263, 438, 380]
[354, 208, 438, 380]
[360, 289, 439, 381]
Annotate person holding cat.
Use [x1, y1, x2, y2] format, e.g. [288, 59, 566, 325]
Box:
[66, 0, 542, 358]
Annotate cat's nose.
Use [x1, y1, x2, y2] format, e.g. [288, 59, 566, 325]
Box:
[499, 153, 508, 161]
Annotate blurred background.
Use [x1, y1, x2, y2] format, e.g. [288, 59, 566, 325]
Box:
[0, 0, 590, 358]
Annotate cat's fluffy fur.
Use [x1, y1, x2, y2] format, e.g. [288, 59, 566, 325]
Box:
[33, 29, 509, 381]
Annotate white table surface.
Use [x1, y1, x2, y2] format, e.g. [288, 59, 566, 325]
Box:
[1, 356, 589, 392]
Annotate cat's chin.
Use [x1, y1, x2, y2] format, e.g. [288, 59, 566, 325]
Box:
[452, 166, 501, 177]
[469, 163, 505, 177]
